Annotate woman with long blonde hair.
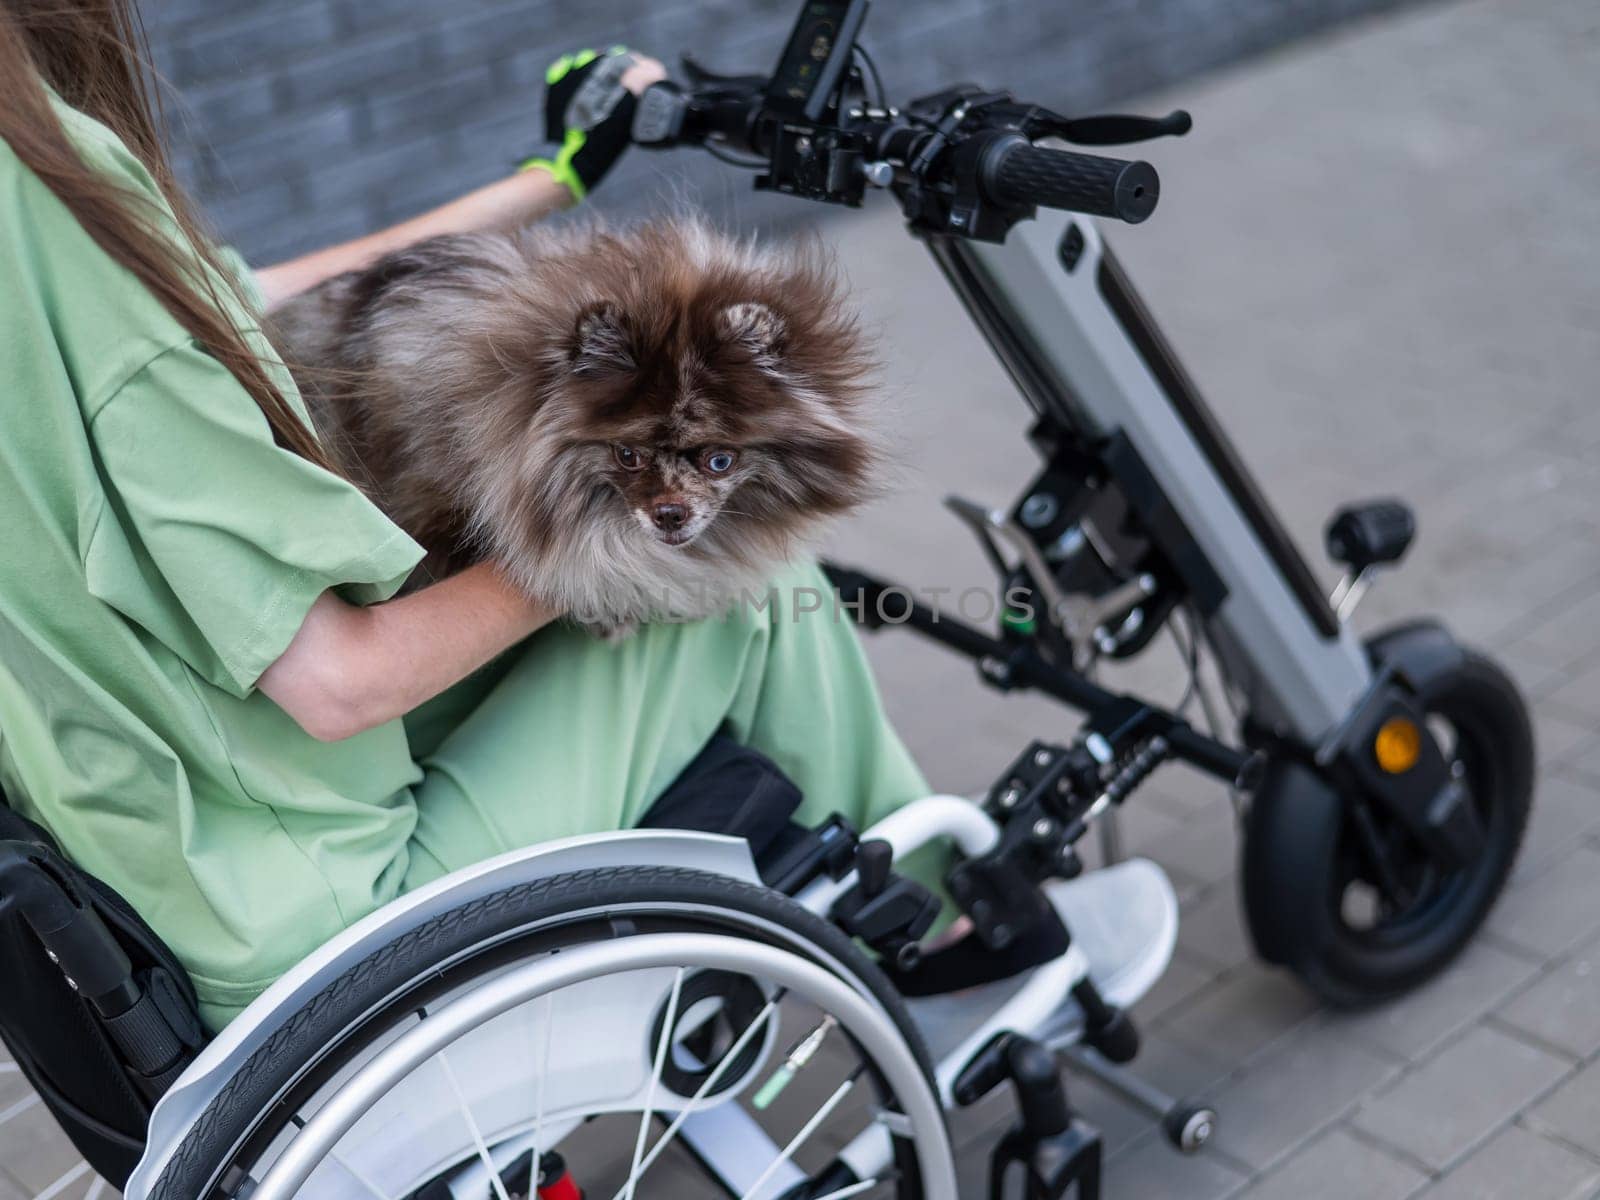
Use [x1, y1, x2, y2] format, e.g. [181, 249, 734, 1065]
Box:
[0, 0, 928, 1031]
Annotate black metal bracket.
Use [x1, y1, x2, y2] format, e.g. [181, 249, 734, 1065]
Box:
[821, 561, 1253, 787]
[954, 1032, 1104, 1200]
[0, 841, 135, 1012]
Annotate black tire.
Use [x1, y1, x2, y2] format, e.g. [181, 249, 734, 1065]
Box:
[1244, 646, 1534, 1008]
[147, 865, 939, 1200]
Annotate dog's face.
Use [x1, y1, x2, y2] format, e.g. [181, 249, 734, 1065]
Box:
[607, 441, 742, 547]
[548, 289, 873, 555]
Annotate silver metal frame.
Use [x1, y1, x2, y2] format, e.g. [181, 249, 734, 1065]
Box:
[932, 212, 1374, 741]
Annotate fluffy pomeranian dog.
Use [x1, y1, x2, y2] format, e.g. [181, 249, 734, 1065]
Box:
[269, 217, 880, 632]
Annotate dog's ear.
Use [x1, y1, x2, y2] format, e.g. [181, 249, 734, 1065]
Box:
[715, 302, 787, 363]
[571, 301, 634, 374]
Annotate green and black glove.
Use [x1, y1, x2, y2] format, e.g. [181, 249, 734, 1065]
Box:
[522, 46, 642, 202]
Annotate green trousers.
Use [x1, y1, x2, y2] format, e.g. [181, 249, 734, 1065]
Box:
[403, 562, 929, 890]
[199, 566, 929, 1029]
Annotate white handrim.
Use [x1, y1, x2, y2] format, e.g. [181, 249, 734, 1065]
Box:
[245, 931, 956, 1200]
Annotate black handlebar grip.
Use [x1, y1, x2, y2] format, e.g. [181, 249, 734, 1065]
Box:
[983, 138, 1160, 224]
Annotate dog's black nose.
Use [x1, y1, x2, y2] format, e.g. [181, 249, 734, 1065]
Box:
[653, 502, 687, 532]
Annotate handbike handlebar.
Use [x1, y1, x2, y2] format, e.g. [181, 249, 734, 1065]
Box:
[630, 0, 1187, 240]
[980, 136, 1159, 225]
[635, 78, 1165, 235]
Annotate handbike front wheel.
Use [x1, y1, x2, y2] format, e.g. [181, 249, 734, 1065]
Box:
[146, 867, 954, 1200]
[1243, 640, 1534, 1007]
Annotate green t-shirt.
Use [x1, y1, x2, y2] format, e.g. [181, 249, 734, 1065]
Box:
[0, 98, 426, 1015]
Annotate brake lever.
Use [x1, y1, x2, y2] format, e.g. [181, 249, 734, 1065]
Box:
[1045, 109, 1193, 146]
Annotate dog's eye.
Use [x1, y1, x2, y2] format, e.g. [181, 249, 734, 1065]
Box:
[702, 450, 737, 475]
[613, 444, 646, 471]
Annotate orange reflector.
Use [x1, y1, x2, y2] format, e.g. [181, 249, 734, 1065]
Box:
[1374, 717, 1422, 774]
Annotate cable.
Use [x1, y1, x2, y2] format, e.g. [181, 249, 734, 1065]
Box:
[704, 141, 768, 170]
[1167, 605, 1203, 717]
[852, 43, 888, 108]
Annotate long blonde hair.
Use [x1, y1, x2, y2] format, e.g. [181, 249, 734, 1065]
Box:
[1, 0, 336, 471]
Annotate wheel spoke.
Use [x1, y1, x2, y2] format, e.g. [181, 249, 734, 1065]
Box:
[741, 1069, 863, 1200]
[622, 967, 686, 1200]
[608, 990, 786, 1200]
[527, 992, 555, 1196]
[437, 1046, 513, 1200]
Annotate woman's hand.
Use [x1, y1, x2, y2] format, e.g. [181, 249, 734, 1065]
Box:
[621, 54, 669, 96]
[259, 563, 557, 742]
[522, 47, 667, 202]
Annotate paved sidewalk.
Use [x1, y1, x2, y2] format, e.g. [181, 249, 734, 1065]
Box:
[4, 0, 1598, 1196]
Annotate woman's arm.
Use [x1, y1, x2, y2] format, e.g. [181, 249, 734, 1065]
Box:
[255, 54, 666, 310]
[258, 563, 557, 742]
[255, 170, 573, 310]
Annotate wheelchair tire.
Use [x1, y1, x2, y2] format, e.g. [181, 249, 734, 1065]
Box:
[147, 865, 949, 1200]
[1243, 644, 1533, 1007]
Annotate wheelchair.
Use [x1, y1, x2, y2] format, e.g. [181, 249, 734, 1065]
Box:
[0, 728, 1209, 1200]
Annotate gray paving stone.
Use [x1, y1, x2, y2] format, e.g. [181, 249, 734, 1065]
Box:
[1106, 799, 1193, 858]
[1497, 945, 1600, 1059]
[1085, 1027, 1235, 1109]
[1173, 885, 1255, 974]
[1351, 1024, 1573, 1171]
[1331, 938, 1543, 1062]
[59, 1175, 118, 1200]
[1498, 648, 1571, 703]
[1416, 1124, 1600, 1200]
[1208, 1022, 1402, 1172]
[1161, 964, 1322, 1067]
[1073, 800, 1192, 876]
[0, 1097, 87, 1193]
[1489, 846, 1600, 957]
[1142, 762, 1236, 821]
[1565, 737, 1600, 786]
[1102, 1135, 1252, 1200]
[0, 1063, 30, 1110]
[1140, 816, 1241, 894]
[1529, 713, 1600, 768]
[1514, 772, 1600, 883]
[1235, 1126, 1429, 1200]
[1134, 948, 1224, 1024]
[1541, 661, 1600, 723]
[1511, 593, 1600, 671]
[1527, 1060, 1600, 1159]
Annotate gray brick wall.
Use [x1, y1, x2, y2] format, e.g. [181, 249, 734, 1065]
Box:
[140, 0, 1417, 264]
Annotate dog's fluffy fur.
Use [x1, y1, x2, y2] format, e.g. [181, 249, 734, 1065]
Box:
[269, 217, 879, 630]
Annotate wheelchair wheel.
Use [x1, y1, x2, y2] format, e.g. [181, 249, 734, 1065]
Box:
[148, 866, 954, 1200]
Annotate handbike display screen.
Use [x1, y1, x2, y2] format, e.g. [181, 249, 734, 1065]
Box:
[765, 0, 869, 120]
